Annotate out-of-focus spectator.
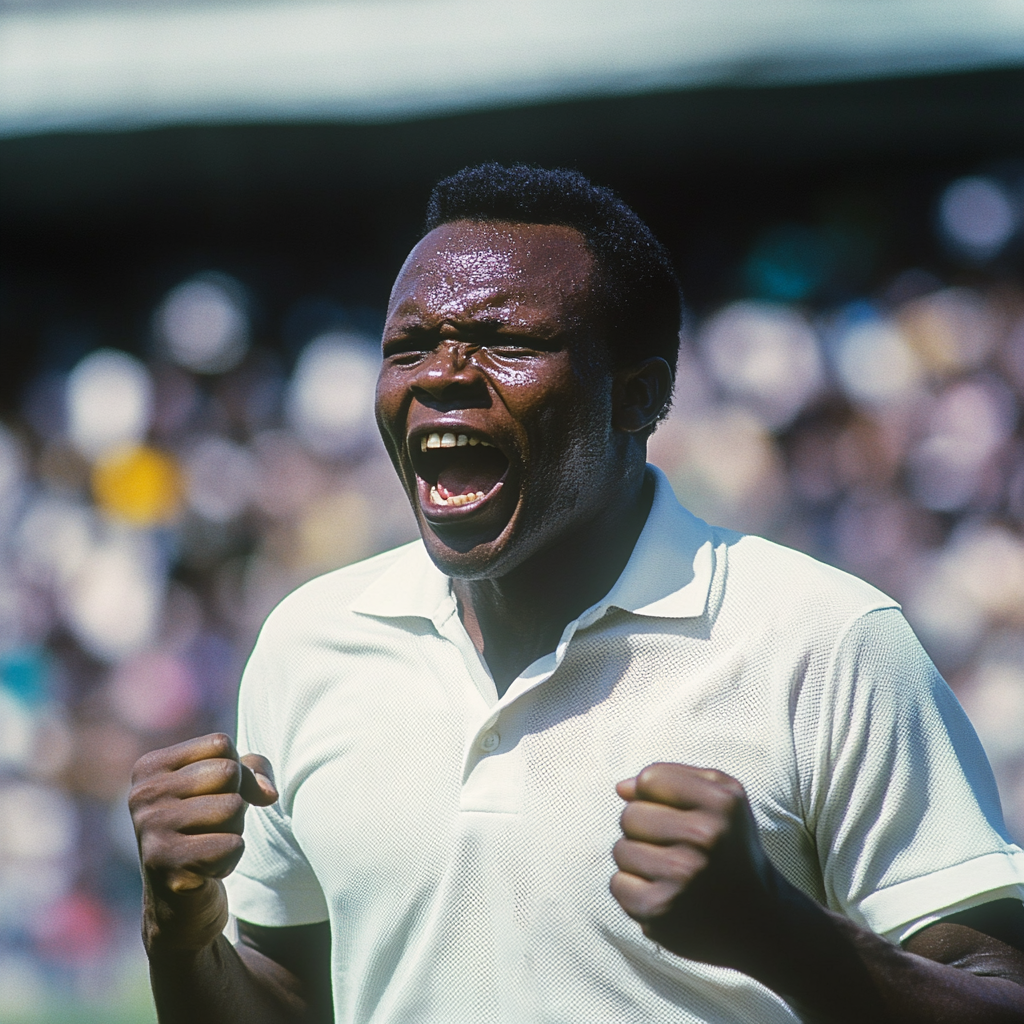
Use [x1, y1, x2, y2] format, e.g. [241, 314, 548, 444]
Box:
[1, 171, 1024, 1019]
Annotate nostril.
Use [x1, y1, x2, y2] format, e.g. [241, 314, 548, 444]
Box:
[411, 371, 488, 405]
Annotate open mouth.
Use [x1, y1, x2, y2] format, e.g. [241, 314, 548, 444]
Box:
[411, 430, 510, 511]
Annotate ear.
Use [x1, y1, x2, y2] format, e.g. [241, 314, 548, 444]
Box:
[611, 357, 673, 433]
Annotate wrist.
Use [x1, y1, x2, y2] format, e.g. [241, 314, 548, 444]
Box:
[144, 878, 230, 957]
[710, 868, 811, 983]
[734, 877, 891, 1022]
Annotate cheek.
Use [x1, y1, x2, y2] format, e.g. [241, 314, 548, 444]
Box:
[477, 356, 546, 392]
[374, 373, 406, 443]
[487, 353, 598, 417]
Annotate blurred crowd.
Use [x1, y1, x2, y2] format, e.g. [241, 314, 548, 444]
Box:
[1, 169, 1023, 1018]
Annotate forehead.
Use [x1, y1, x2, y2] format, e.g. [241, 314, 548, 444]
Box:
[387, 220, 595, 325]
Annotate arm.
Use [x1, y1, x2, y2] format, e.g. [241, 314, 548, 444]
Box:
[611, 763, 1024, 1024]
[129, 733, 332, 1024]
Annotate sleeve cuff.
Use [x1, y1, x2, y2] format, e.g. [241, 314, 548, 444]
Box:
[856, 848, 1024, 944]
[223, 871, 330, 928]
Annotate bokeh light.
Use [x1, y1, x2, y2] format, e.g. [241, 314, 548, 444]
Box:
[285, 332, 380, 458]
[831, 308, 925, 407]
[907, 376, 1018, 511]
[155, 274, 250, 374]
[939, 176, 1018, 262]
[66, 349, 153, 460]
[62, 531, 166, 663]
[648, 405, 788, 534]
[92, 445, 183, 525]
[184, 436, 256, 524]
[0, 424, 25, 511]
[698, 301, 824, 428]
[899, 287, 999, 375]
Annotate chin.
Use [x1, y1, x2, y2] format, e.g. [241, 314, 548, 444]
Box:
[415, 514, 521, 581]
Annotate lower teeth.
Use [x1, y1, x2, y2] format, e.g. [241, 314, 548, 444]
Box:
[430, 486, 486, 507]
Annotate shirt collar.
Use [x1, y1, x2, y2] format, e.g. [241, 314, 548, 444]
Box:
[350, 464, 714, 625]
[349, 540, 454, 626]
[592, 464, 714, 620]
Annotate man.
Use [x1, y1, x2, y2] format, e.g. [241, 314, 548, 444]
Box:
[130, 164, 1024, 1023]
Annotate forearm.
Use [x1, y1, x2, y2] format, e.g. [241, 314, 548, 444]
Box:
[149, 934, 311, 1024]
[741, 883, 1024, 1024]
[142, 879, 312, 1024]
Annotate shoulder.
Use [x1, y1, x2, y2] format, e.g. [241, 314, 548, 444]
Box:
[236, 541, 432, 738]
[710, 527, 899, 637]
[255, 541, 423, 650]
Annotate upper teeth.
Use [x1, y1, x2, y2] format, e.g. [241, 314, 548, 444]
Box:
[420, 432, 494, 451]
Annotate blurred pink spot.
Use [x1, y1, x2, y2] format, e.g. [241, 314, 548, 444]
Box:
[33, 892, 113, 965]
[107, 650, 200, 733]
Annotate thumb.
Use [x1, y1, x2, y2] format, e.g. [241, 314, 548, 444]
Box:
[616, 777, 637, 801]
[239, 753, 279, 807]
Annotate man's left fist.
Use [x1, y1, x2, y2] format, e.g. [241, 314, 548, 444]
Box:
[610, 762, 781, 970]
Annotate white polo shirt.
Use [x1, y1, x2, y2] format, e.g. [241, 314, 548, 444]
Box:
[225, 466, 1024, 1024]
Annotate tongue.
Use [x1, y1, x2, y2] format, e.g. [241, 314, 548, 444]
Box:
[436, 448, 506, 496]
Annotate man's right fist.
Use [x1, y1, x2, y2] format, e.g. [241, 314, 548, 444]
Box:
[128, 733, 277, 954]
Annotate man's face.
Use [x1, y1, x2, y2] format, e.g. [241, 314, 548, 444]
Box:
[376, 219, 626, 579]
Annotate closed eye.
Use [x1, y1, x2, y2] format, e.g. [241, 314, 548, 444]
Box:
[486, 344, 544, 358]
[381, 324, 563, 361]
[382, 333, 435, 361]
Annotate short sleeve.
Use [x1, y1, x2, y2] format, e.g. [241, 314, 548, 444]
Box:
[222, 641, 329, 927]
[804, 607, 1024, 943]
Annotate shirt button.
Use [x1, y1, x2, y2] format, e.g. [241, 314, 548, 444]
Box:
[479, 730, 500, 752]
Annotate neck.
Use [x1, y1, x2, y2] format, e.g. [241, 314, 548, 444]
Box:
[453, 466, 654, 697]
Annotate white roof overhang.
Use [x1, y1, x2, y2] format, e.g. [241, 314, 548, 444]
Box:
[1, 0, 1022, 138]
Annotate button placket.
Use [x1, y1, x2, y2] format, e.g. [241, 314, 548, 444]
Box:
[459, 708, 523, 813]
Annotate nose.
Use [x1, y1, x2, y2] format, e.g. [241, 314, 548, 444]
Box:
[410, 340, 486, 403]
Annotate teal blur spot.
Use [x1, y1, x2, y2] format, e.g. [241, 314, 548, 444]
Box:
[0, 648, 49, 705]
[744, 224, 831, 301]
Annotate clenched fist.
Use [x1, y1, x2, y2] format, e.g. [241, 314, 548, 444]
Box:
[610, 762, 784, 973]
[129, 733, 278, 956]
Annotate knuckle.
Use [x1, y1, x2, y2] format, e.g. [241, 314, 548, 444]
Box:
[223, 832, 244, 854]
[668, 844, 707, 880]
[127, 784, 147, 815]
[130, 802, 160, 837]
[194, 832, 243, 864]
[130, 792, 175, 835]
[130, 749, 164, 785]
[714, 789, 746, 823]
[128, 774, 166, 809]
[688, 812, 726, 848]
[711, 772, 747, 803]
[221, 792, 246, 816]
[213, 758, 241, 787]
[139, 832, 176, 872]
[141, 804, 183, 838]
[620, 801, 646, 831]
[635, 763, 666, 788]
[207, 733, 234, 756]
[210, 838, 246, 878]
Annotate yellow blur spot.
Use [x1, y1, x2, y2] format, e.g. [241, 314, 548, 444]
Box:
[92, 445, 182, 525]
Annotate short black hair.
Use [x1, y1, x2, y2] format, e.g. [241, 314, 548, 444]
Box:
[423, 163, 683, 381]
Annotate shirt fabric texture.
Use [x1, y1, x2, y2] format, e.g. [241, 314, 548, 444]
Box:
[225, 465, 1024, 1024]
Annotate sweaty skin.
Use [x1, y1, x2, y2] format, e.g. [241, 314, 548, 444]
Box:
[377, 220, 671, 691]
[130, 220, 1024, 1024]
